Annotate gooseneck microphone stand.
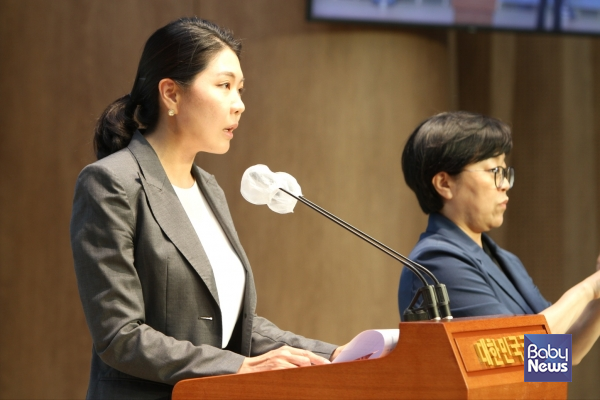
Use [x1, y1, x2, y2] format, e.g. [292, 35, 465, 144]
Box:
[278, 188, 452, 321]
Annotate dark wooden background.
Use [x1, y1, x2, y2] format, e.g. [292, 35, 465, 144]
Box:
[0, 1, 598, 398]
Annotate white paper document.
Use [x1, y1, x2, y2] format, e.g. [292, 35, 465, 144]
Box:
[332, 329, 400, 363]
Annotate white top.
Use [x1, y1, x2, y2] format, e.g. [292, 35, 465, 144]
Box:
[173, 181, 246, 348]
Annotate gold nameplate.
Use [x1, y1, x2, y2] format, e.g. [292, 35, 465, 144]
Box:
[454, 326, 547, 372]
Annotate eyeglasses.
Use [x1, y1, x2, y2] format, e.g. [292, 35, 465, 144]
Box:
[462, 166, 514, 189]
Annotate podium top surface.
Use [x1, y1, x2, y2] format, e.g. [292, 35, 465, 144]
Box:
[172, 315, 565, 400]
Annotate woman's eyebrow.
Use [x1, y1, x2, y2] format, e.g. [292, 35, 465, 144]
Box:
[216, 71, 245, 82]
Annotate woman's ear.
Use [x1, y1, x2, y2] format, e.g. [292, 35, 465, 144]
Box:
[158, 78, 180, 114]
[432, 172, 454, 201]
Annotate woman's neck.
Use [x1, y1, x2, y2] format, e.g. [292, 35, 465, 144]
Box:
[145, 128, 197, 188]
[439, 210, 483, 247]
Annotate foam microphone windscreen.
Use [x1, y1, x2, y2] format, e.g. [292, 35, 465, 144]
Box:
[240, 164, 302, 214]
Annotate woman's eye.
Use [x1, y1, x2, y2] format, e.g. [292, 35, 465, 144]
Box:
[220, 82, 230, 89]
[238, 87, 245, 96]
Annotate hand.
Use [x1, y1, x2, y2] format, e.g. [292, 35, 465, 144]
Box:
[589, 252, 600, 299]
[586, 268, 600, 300]
[237, 346, 330, 374]
[329, 344, 347, 362]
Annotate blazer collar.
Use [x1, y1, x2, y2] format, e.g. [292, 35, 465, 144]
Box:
[192, 165, 252, 275]
[427, 213, 533, 314]
[192, 165, 257, 333]
[126, 131, 249, 307]
[426, 213, 481, 254]
[481, 236, 536, 314]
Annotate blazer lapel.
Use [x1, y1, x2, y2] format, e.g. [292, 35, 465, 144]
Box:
[194, 166, 251, 273]
[127, 132, 220, 306]
[195, 167, 257, 300]
[484, 237, 537, 314]
[193, 165, 257, 355]
[478, 250, 531, 314]
[192, 165, 256, 355]
[430, 214, 532, 314]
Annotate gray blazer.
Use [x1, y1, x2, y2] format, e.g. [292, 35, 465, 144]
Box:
[71, 132, 336, 400]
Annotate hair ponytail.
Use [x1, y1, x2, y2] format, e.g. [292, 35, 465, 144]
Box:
[94, 94, 139, 160]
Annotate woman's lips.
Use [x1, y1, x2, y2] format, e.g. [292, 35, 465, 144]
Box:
[223, 123, 238, 138]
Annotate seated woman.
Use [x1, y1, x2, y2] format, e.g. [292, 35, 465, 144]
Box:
[398, 111, 600, 364]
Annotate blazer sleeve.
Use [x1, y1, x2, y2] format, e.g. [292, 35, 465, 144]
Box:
[70, 164, 245, 385]
[250, 316, 337, 358]
[407, 240, 517, 318]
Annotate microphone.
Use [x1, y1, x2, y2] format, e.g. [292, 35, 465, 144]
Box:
[240, 164, 301, 214]
[240, 165, 452, 321]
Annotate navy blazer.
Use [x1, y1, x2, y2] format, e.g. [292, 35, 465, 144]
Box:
[398, 213, 550, 320]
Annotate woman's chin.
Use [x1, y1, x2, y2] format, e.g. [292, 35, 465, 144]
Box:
[491, 216, 504, 229]
[206, 143, 231, 155]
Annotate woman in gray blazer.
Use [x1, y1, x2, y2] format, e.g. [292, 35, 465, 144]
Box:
[71, 18, 340, 400]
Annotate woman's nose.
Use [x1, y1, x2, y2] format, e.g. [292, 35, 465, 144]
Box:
[232, 97, 245, 115]
[499, 176, 511, 191]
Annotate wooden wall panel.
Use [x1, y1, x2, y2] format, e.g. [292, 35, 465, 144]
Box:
[456, 31, 492, 116]
[508, 35, 565, 301]
[0, 1, 195, 398]
[560, 36, 600, 400]
[488, 33, 517, 249]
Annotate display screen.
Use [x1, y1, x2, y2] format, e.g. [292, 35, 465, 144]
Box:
[308, 0, 600, 35]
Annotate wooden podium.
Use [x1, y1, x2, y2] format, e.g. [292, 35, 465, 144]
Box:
[173, 315, 567, 399]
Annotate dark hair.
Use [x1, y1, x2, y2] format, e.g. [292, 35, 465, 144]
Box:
[94, 17, 241, 160]
[402, 111, 512, 214]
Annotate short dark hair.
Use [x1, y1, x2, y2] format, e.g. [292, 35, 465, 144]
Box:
[402, 111, 512, 214]
[94, 17, 241, 160]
